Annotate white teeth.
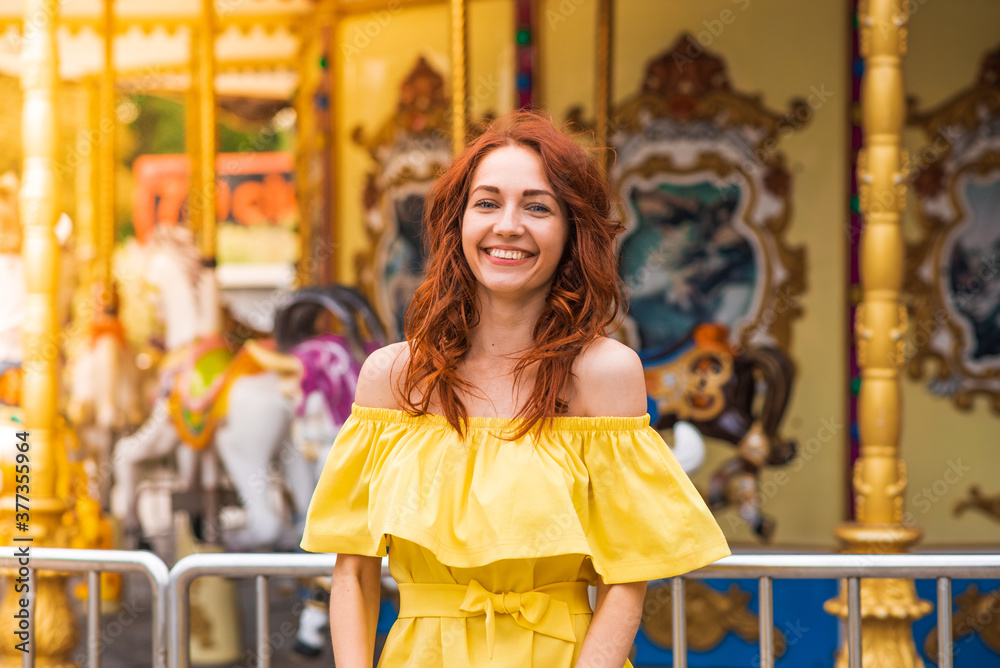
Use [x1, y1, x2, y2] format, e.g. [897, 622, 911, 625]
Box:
[486, 248, 528, 260]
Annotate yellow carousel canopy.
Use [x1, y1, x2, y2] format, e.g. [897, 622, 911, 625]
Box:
[0, 0, 316, 98]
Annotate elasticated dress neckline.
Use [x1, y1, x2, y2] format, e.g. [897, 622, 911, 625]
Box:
[351, 404, 652, 431]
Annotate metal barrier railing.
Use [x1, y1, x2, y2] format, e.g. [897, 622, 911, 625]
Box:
[683, 553, 1000, 668]
[166, 551, 1000, 668]
[3, 549, 999, 667]
[0, 547, 169, 668]
[167, 552, 390, 668]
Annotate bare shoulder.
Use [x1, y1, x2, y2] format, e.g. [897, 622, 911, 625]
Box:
[571, 337, 647, 417]
[354, 341, 410, 410]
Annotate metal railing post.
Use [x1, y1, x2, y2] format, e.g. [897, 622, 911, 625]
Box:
[758, 576, 774, 668]
[87, 570, 101, 667]
[672, 577, 686, 668]
[23, 568, 35, 668]
[847, 577, 862, 668]
[937, 577, 952, 668]
[169, 570, 190, 668]
[256, 575, 271, 668]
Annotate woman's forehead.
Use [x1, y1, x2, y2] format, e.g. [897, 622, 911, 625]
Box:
[470, 145, 554, 194]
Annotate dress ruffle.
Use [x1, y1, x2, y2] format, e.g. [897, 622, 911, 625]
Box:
[301, 405, 729, 584]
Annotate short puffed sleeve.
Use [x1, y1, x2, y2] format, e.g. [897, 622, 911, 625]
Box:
[299, 413, 387, 556]
[582, 423, 730, 584]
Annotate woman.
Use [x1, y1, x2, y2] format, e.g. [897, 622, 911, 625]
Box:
[301, 111, 729, 668]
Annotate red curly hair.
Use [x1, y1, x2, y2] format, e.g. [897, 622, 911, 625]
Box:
[400, 110, 625, 437]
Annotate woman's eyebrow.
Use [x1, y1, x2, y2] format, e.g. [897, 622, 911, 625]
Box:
[523, 189, 557, 200]
[470, 185, 557, 200]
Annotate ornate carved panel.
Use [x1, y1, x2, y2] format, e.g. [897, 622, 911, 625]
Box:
[353, 57, 452, 341]
[609, 34, 807, 360]
[905, 44, 1000, 411]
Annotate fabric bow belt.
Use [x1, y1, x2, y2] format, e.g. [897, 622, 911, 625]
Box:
[398, 579, 592, 658]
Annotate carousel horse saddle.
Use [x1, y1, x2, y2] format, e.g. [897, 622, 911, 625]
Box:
[291, 334, 378, 426]
[241, 334, 377, 428]
[162, 336, 263, 450]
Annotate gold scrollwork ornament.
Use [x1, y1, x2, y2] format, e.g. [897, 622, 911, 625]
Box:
[924, 584, 1000, 659]
[641, 580, 787, 656]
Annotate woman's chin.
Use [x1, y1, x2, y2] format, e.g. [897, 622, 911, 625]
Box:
[476, 281, 553, 302]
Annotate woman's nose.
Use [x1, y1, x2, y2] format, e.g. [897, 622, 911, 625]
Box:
[493, 207, 524, 236]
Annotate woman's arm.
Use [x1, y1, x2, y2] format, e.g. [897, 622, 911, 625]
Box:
[329, 554, 382, 668]
[574, 580, 647, 668]
[327, 343, 405, 664]
[572, 338, 651, 666]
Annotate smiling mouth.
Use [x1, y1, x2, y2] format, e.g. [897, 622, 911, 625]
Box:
[483, 248, 533, 260]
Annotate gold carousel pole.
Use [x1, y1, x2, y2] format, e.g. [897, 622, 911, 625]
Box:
[594, 0, 613, 172]
[97, 0, 116, 293]
[190, 0, 222, 342]
[0, 0, 80, 664]
[19, 0, 62, 506]
[449, 0, 469, 154]
[824, 1, 931, 666]
[321, 0, 338, 284]
[187, 25, 202, 243]
[196, 0, 218, 263]
[294, 21, 316, 288]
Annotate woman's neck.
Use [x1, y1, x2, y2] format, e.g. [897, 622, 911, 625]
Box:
[466, 290, 547, 362]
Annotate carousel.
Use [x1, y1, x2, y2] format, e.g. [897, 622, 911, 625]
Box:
[0, 0, 382, 663]
[0, 0, 997, 666]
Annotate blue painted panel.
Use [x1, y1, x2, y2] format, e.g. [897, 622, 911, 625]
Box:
[633, 578, 1000, 668]
[376, 599, 398, 634]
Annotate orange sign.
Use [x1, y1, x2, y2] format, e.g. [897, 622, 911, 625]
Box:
[132, 152, 298, 248]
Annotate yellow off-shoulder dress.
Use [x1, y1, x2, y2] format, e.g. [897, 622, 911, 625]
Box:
[301, 405, 730, 668]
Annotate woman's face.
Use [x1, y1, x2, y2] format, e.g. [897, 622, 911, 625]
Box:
[461, 145, 570, 302]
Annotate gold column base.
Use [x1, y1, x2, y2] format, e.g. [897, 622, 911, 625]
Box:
[825, 523, 932, 668]
[1, 432, 81, 667]
[0, 572, 79, 667]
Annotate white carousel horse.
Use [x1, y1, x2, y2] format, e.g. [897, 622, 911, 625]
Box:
[111, 226, 314, 551]
[66, 311, 145, 509]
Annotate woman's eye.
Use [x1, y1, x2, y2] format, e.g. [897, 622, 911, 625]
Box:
[527, 203, 552, 214]
[475, 200, 498, 209]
